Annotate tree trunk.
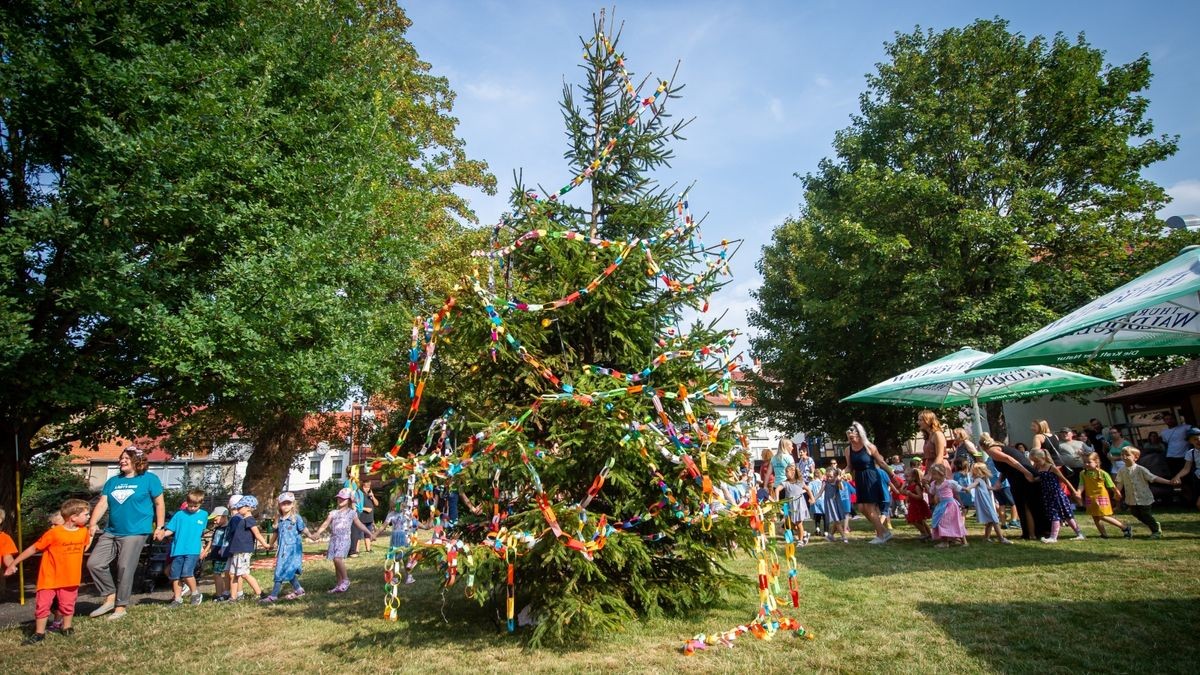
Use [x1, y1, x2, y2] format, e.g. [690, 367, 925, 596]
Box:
[985, 402, 1008, 445]
[240, 411, 306, 520]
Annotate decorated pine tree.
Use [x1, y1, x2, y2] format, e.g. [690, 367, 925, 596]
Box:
[375, 14, 777, 646]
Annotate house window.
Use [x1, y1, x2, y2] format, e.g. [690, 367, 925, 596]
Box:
[331, 457, 343, 478]
[309, 459, 321, 481]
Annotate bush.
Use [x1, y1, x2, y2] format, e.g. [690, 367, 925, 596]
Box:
[19, 454, 93, 544]
[299, 477, 342, 525]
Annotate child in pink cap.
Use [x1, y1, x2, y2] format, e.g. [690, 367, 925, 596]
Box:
[311, 488, 375, 592]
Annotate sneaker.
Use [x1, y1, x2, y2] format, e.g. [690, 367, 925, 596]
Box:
[1151, 531, 1162, 540]
[841, 537, 850, 544]
[1122, 526, 1133, 539]
[1039, 537, 1058, 544]
[213, 594, 231, 603]
[259, 592, 271, 600]
[168, 598, 184, 608]
[259, 595, 278, 604]
[283, 590, 306, 600]
[824, 534, 834, 542]
[24, 633, 45, 645]
[59, 628, 74, 637]
[1007, 520, 1020, 529]
[1073, 533, 1086, 541]
[106, 610, 128, 621]
[88, 600, 115, 618]
[47, 620, 63, 632]
[880, 530, 893, 543]
[180, 586, 191, 597]
[998, 538, 1013, 545]
[404, 575, 415, 585]
[868, 536, 885, 545]
[191, 593, 203, 606]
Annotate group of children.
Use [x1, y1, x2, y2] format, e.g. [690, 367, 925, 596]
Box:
[762, 443, 1179, 548]
[3, 483, 423, 644]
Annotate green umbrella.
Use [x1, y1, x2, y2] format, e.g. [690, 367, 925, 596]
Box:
[972, 246, 1200, 371]
[841, 347, 1114, 438]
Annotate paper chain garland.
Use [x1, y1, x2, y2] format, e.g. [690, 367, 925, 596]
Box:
[365, 31, 810, 654]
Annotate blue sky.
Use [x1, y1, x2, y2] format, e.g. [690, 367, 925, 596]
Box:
[404, 1, 1200, 349]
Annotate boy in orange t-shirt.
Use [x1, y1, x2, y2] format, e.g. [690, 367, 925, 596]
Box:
[4, 499, 93, 644]
[0, 507, 18, 599]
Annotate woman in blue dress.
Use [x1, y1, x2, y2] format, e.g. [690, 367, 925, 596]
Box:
[845, 422, 898, 544]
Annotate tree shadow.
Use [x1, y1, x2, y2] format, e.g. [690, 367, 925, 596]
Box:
[917, 597, 1200, 672]
[798, 540, 1121, 581]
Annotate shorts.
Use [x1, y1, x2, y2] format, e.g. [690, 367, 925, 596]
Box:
[210, 559, 229, 574]
[35, 586, 78, 619]
[359, 511, 375, 532]
[994, 487, 1015, 506]
[169, 554, 200, 580]
[229, 552, 253, 577]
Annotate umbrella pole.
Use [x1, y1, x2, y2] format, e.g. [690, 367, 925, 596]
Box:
[970, 386, 984, 444]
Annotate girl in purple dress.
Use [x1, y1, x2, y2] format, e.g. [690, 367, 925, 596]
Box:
[928, 464, 968, 548]
[1029, 449, 1085, 543]
[311, 488, 376, 592]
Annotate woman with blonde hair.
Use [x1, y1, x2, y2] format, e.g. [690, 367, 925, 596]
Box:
[770, 438, 796, 488]
[918, 410, 948, 479]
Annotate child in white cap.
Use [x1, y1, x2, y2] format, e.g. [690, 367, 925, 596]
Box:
[203, 506, 232, 601]
[261, 492, 314, 602]
[311, 488, 376, 593]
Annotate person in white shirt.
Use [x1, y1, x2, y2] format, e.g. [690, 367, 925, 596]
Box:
[1159, 412, 1191, 479]
[1169, 427, 1200, 510]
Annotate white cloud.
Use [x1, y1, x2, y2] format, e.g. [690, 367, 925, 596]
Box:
[814, 75, 832, 89]
[463, 80, 533, 104]
[767, 97, 785, 122]
[1161, 179, 1200, 219]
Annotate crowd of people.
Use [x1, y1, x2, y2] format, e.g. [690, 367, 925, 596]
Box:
[4, 410, 1199, 645]
[1, 446, 418, 645]
[745, 409, 1198, 548]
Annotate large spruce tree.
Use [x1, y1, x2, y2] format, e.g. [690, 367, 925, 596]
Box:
[380, 17, 753, 644]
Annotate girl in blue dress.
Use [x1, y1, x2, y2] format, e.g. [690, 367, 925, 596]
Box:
[262, 492, 314, 602]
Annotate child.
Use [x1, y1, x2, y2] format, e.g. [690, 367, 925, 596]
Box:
[1079, 452, 1131, 539]
[311, 488, 376, 592]
[204, 506, 232, 601]
[953, 458, 974, 515]
[1029, 449, 1084, 543]
[928, 464, 967, 548]
[228, 495, 271, 601]
[901, 467, 933, 541]
[1114, 447, 1174, 539]
[0, 508, 17, 599]
[774, 466, 813, 545]
[4, 499, 92, 644]
[807, 470, 825, 536]
[262, 492, 312, 602]
[819, 468, 848, 543]
[384, 495, 417, 584]
[875, 465, 894, 530]
[837, 472, 856, 538]
[966, 462, 1010, 544]
[159, 488, 209, 606]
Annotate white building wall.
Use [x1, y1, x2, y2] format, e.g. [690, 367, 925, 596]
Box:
[1002, 394, 1121, 446]
[283, 441, 350, 493]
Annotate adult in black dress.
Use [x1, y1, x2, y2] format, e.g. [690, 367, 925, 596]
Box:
[845, 421, 896, 544]
[980, 433, 1048, 540]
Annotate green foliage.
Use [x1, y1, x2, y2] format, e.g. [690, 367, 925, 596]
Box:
[407, 16, 752, 645]
[17, 455, 92, 545]
[751, 18, 1187, 445]
[299, 477, 342, 526]
[0, 0, 492, 516]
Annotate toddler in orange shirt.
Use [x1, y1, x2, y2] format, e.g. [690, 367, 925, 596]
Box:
[4, 499, 93, 644]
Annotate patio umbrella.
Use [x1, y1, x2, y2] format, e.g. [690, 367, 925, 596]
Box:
[840, 347, 1114, 439]
[971, 246, 1200, 371]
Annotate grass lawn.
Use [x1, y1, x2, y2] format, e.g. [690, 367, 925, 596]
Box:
[2, 511, 1198, 673]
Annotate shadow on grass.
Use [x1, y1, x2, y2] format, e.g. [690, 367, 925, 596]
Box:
[799, 540, 1121, 581]
[918, 597, 1200, 672]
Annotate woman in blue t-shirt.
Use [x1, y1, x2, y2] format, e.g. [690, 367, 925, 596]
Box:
[86, 446, 165, 621]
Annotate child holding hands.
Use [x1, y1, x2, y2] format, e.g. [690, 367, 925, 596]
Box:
[262, 492, 313, 602]
[228, 495, 271, 600]
[158, 489, 209, 606]
[4, 499, 92, 643]
[1029, 449, 1084, 543]
[312, 488, 376, 592]
[1079, 452, 1131, 539]
[1114, 447, 1175, 538]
